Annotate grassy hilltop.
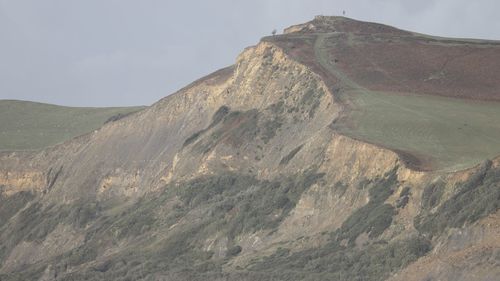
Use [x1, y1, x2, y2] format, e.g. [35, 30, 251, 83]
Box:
[0, 100, 145, 151]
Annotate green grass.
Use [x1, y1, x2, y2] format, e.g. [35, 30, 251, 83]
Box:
[0, 100, 145, 151]
[313, 33, 500, 171]
[338, 90, 500, 171]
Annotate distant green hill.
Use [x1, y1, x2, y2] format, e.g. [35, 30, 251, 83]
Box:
[0, 100, 145, 151]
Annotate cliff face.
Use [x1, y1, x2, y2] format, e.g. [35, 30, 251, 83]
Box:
[1, 17, 499, 281]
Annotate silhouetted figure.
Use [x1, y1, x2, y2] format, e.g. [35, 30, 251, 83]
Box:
[343, 10, 346, 16]
[272, 29, 277, 36]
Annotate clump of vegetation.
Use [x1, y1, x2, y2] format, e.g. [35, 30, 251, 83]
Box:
[250, 235, 431, 281]
[396, 186, 411, 208]
[415, 160, 500, 237]
[356, 178, 372, 190]
[221, 111, 260, 146]
[174, 170, 324, 241]
[103, 111, 139, 124]
[211, 105, 231, 125]
[399, 186, 411, 197]
[421, 181, 445, 209]
[183, 130, 204, 147]
[0, 191, 34, 228]
[177, 174, 257, 208]
[299, 84, 324, 118]
[279, 145, 303, 165]
[183, 105, 231, 147]
[333, 181, 348, 196]
[260, 118, 283, 144]
[226, 171, 324, 239]
[192, 109, 260, 153]
[226, 245, 242, 257]
[268, 101, 285, 115]
[333, 168, 398, 245]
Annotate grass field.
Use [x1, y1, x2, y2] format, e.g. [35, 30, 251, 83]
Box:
[313, 33, 500, 171]
[337, 91, 500, 171]
[0, 100, 145, 151]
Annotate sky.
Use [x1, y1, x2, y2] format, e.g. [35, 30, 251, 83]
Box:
[1, 0, 499, 107]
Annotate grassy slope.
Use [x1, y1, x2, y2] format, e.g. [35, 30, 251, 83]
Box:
[341, 91, 500, 171]
[313, 33, 500, 171]
[0, 100, 145, 151]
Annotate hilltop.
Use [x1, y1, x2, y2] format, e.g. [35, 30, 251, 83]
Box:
[0, 17, 499, 281]
[0, 100, 145, 151]
[268, 16, 500, 171]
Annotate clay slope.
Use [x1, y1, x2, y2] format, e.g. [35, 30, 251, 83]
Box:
[0, 16, 499, 281]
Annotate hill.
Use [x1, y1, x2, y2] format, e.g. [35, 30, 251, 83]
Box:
[267, 16, 500, 171]
[0, 100, 145, 151]
[0, 17, 499, 281]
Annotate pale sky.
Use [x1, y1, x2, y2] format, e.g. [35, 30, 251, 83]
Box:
[1, 0, 499, 107]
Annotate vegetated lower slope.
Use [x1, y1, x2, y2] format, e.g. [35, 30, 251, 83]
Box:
[0, 16, 499, 281]
[0, 100, 145, 151]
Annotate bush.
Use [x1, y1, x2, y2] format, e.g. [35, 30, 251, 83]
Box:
[250, 235, 431, 281]
[183, 106, 230, 147]
[396, 186, 411, 209]
[335, 168, 398, 244]
[280, 145, 303, 165]
[0, 191, 34, 228]
[227, 245, 242, 257]
[261, 118, 282, 143]
[415, 162, 500, 236]
[421, 182, 444, 209]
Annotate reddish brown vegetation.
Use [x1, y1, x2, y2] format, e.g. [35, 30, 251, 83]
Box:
[270, 17, 500, 102]
[334, 37, 500, 101]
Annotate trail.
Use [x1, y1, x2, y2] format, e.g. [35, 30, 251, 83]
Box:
[312, 32, 500, 171]
[313, 33, 446, 125]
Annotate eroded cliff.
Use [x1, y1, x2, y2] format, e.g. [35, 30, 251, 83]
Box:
[1, 17, 499, 281]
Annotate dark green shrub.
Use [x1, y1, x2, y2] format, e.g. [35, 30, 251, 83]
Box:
[261, 118, 282, 143]
[399, 186, 411, 198]
[396, 196, 409, 209]
[104, 110, 139, 124]
[280, 145, 303, 165]
[183, 106, 231, 147]
[335, 168, 398, 244]
[421, 182, 444, 209]
[396, 186, 411, 208]
[211, 105, 230, 125]
[250, 235, 431, 281]
[0, 191, 34, 228]
[227, 245, 242, 257]
[334, 181, 348, 196]
[415, 162, 500, 236]
[184, 130, 205, 147]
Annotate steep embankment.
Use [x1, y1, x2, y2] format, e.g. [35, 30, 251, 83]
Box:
[0, 16, 499, 281]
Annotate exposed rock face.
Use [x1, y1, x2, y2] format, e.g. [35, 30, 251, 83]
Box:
[1, 17, 499, 281]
